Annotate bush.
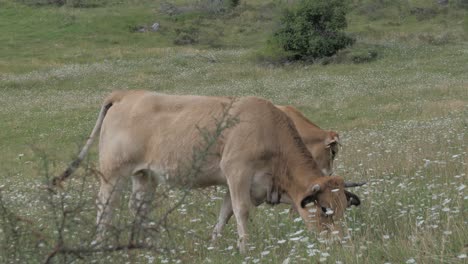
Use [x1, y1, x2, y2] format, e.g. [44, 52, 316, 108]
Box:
[457, 0, 468, 9]
[173, 26, 199, 45]
[273, 0, 355, 60]
[16, 0, 107, 8]
[410, 7, 439, 21]
[228, 0, 240, 8]
[195, 0, 240, 14]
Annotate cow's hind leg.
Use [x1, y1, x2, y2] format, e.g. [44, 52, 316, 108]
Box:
[96, 168, 126, 242]
[211, 191, 234, 242]
[129, 169, 157, 232]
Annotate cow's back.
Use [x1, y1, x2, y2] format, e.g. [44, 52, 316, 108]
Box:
[99, 90, 232, 185]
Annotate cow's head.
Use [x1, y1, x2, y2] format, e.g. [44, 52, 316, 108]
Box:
[307, 131, 340, 176]
[296, 176, 362, 236]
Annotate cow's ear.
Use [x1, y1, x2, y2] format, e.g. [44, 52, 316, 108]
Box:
[345, 190, 361, 207]
[324, 131, 340, 148]
[300, 184, 321, 208]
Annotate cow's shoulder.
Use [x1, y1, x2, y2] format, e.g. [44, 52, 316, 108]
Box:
[278, 105, 322, 130]
[232, 96, 280, 116]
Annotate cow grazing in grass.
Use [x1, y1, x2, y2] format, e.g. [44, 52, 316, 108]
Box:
[53, 90, 363, 253]
[277, 105, 363, 207]
[211, 104, 363, 240]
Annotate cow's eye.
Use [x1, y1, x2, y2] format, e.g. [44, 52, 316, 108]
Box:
[321, 206, 327, 214]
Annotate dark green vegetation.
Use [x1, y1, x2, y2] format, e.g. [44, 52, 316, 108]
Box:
[1, 0, 467, 263]
[273, 0, 355, 60]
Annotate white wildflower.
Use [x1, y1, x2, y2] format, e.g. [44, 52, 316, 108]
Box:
[289, 236, 303, 241]
[289, 230, 304, 236]
[424, 160, 430, 167]
[442, 198, 451, 205]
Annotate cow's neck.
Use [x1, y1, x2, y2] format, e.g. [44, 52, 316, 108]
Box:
[274, 148, 324, 205]
[273, 108, 325, 205]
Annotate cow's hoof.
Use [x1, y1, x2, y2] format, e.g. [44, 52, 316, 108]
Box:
[237, 236, 249, 254]
[211, 231, 221, 243]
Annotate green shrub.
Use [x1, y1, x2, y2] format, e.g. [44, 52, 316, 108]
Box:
[195, 0, 240, 14]
[174, 26, 199, 45]
[273, 0, 355, 60]
[410, 7, 439, 21]
[16, 0, 107, 8]
[457, 0, 468, 9]
[228, 0, 240, 8]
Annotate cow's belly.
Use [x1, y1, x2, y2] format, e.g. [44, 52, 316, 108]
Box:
[132, 159, 227, 188]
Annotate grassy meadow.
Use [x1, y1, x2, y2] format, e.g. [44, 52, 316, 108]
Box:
[0, 0, 467, 263]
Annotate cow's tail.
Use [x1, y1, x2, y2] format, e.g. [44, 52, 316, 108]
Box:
[51, 96, 116, 187]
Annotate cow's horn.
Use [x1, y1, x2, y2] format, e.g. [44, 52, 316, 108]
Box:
[344, 181, 366, 188]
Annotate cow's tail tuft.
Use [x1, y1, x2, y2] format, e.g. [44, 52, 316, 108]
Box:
[51, 101, 114, 188]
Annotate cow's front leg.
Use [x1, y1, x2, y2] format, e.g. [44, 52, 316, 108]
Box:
[232, 196, 250, 254]
[212, 191, 234, 241]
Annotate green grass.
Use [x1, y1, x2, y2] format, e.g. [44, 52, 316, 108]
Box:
[0, 0, 467, 263]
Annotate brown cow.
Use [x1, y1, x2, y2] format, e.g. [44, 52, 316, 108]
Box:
[54, 90, 363, 253]
[211, 105, 354, 240]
